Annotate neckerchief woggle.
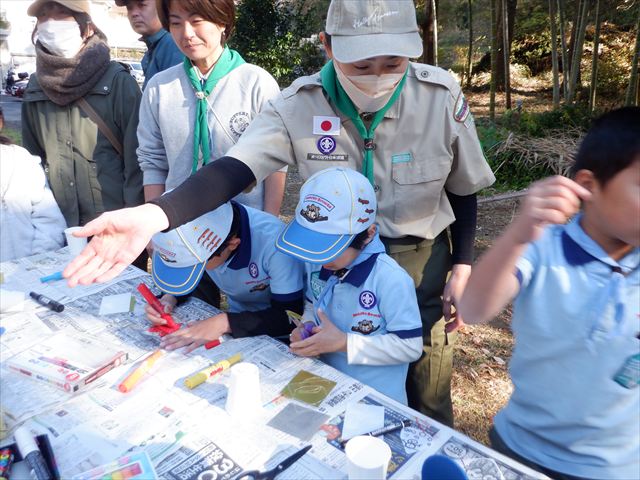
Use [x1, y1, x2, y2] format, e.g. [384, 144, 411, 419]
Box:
[320, 61, 407, 186]
[183, 47, 245, 173]
[314, 233, 386, 325]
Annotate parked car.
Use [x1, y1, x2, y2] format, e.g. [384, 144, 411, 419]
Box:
[115, 59, 145, 87]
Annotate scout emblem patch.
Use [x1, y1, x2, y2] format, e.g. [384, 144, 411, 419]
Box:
[249, 262, 259, 278]
[359, 290, 377, 309]
[454, 93, 470, 123]
[313, 116, 341, 136]
[317, 136, 337, 155]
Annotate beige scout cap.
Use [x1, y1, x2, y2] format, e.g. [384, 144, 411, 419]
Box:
[28, 0, 91, 16]
[326, 0, 423, 63]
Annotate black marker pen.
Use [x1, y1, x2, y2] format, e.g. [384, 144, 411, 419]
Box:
[340, 419, 412, 447]
[14, 426, 54, 480]
[29, 292, 64, 313]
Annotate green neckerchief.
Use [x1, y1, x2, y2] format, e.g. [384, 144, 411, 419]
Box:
[320, 61, 407, 185]
[184, 47, 245, 173]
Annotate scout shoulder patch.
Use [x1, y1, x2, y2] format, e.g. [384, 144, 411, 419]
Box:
[454, 92, 470, 123]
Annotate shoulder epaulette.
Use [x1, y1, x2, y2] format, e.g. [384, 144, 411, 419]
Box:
[281, 74, 323, 99]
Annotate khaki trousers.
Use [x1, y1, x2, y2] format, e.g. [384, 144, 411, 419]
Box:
[382, 231, 455, 427]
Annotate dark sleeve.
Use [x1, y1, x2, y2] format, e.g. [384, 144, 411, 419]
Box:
[149, 156, 256, 230]
[447, 191, 477, 265]
[226, 292, 304, 338]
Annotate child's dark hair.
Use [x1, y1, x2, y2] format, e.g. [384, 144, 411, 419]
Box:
[349, 229, 371, 250]
[571, 107, 640, 186]
[211, 203, 241, 257]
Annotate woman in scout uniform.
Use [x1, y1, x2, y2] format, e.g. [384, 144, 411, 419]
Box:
[147, 201, 304, 353]
[65, 0, 495, 428]
[277, 167, 423, 405]
[137, 0, 285, 214]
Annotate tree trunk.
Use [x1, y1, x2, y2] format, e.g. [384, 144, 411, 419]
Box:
[549, 0, 560, 108]
[625, 5, 640, 106]
[588, 0, 601, 111]
[558, 0, 570, 100]
[422, 0, 439, 65]
[490, 0, 498, 120]
[494, 0, 517, 90]
[502, 0, 511, 109]
[432, 0, 438, 66]
[466, 0, 473, 89]
[568, 0, 589, 104]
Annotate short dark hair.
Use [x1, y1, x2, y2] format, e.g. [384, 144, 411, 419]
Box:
[210, 202, 241, 258]
[349, 229, 371, 250]
[571, 107, 640, 186]
[157, 0, 235, 45]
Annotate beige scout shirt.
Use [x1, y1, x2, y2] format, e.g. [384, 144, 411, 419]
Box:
[227, 62, 495, 240]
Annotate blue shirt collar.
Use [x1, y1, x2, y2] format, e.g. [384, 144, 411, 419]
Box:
[227, 202, 252, 270]
[319, 253, 379, 287]
[563, 213, 640, 273]
[143, 29, 169, 49]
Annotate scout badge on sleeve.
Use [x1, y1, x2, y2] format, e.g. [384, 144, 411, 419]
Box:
[454, 92, 471, 125]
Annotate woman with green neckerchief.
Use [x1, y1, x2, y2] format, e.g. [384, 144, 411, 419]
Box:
[64, 0, 496, 428]
[136, 0, 284, 215]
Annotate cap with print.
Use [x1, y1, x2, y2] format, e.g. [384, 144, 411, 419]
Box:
[151, 202, 233, 296]
[325, 0, 423, 63]
[276, 167, 377, 264]
[28, 0, 91, 16]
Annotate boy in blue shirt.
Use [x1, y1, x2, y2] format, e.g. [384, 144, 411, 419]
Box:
[276, 167, 423, 405]
[147, 201, 304, 353]
[459, 107, 640, 480]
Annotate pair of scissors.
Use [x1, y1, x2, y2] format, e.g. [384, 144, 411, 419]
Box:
[234, 445, 312, 480]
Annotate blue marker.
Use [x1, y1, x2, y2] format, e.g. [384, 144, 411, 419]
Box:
[40, 271, 64, 283]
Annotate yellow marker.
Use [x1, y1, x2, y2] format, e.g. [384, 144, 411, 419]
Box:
[118, 350, 164, 393]
[184, 353, 242, 389]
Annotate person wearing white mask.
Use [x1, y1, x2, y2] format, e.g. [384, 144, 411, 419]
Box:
[64, 0, 496, 427]
[21, 0, 144, 266]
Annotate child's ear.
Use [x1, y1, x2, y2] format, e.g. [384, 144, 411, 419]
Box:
[227, 237, 241, 252]
[574, 169, 597, 193]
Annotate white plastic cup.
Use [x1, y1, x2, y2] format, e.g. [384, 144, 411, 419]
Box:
[225, 362, 261, 419]
[64, 226, 87, 256]
[345, 435, 392, 480]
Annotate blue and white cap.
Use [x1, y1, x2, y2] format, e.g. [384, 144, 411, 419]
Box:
[276, 167, 377, 264]
[151, 202, 233, 295]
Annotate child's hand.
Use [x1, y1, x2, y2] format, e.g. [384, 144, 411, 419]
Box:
[145, 294, 176, 325]
[289, 326, 305, 343]
[289, 309, 347, 357]
[513, 176, 591, 244]
[160, 313, 230, 353]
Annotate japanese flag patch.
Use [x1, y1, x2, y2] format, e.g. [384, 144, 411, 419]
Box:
[313, 116, 341, 136]
[454, 92, 471, 124]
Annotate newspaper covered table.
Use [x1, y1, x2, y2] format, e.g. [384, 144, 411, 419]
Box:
[0, 249, 547, 479]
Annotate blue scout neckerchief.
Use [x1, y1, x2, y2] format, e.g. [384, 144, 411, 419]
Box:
[314, 232, 386, 325]
[320, 61, 407, 186]
[183, 47, 245, 173]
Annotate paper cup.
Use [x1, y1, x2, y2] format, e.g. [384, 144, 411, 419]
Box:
[225, 362, 261, 419]
[345, 435, 392, 480]
[65, 226, 87, 256]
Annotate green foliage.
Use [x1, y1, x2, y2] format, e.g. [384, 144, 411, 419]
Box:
[2, 128, 22, 146]
[232, 0, 327, 87]
[502, 104, 595, 137]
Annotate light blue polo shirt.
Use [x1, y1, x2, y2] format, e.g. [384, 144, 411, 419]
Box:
[495, 214, 640, 479]
[207, 204, 304, 312]
[304, 253, 422, 404]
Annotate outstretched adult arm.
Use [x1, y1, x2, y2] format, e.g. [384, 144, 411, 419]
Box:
[64, 157, 256, 285]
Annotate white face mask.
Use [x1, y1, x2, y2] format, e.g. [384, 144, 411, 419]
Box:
[335, 65, 404, 113]
[37, 20, 84, 58]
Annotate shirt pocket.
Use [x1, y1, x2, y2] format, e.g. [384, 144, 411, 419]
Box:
[392, 155, 450, 225]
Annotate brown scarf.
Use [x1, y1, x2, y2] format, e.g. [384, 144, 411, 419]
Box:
[36, 35, 111, 106]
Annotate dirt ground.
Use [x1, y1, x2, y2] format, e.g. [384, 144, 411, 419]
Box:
[281, 168, 519, 446]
